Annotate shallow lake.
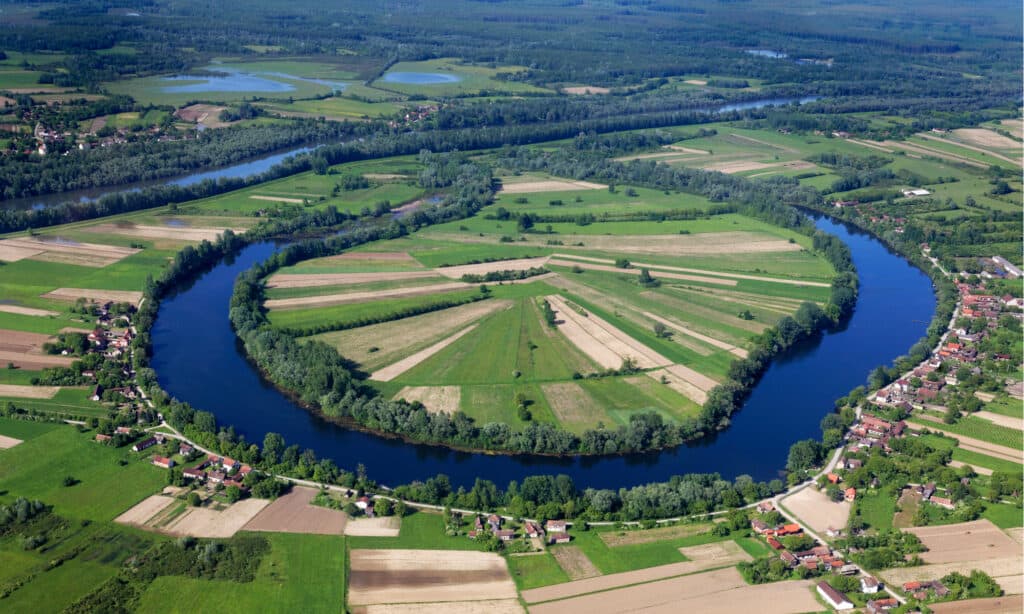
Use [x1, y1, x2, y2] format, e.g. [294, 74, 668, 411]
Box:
[381, 72, 462, 84]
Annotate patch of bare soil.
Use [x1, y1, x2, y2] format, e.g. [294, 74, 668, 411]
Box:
[0, 329, 52, 353]
[394, 386, 461, 414]
[264, 281, 471, 310]
[498, 179, 607, 194]
[249, 195, 306, 204]
[115, 494, 177, 526]
[435, 257, 550, 279]
[348, 549, 517, 607]
[86, 223, 240, 243]
[643, 312, 747, 357]
[907, 519, 1020, 563]
[541, 382, 604, 428]
[645, 369, 708, 405]
[0, 236, 139, 267]
[0, 434, 24, 449]
[547, 258, 736, 286]
[551, 545, 601, 580]
[163, 498, 270, 538]
[344, 516, 401, 537]
[780, 487, 851, 535]
[356, 599, 524, 614]
[930, 595, 1024, 614]
[547, 294, 671, 370]
[562, 86, 610, 95]
[242, 486, 347, 535]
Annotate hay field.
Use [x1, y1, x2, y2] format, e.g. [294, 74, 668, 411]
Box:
[551, 232, 801, 257]
[393, 386, 461, 414]
[242, 486, 347, 535]
[547, 295, 671, 370]
[598, 523, 711, 547]
[357, 600, 524, 614]
[0, 236, 139, 267]
[435, 257, 550, 279]
[344, 516, 401, 537]
[781, 486, 852, 535]
[551, 546, 601, 580]
[907, 519, 1019, 563]
[563, 86, 610, 95]
[498, 178, 607, 194]
[521, 543, 751, 604]
[371, 325, 478, 382]
[264, 281, 470, 310]
[162, 498, 270, 538]
[526, 567, 817, 614]
[0, 385, 60, 399]
[347, 549, 517, 607]
[0, 305, 59, 317]
[85, 223, 240, 243]
[41, 288, 143, 305]
[115, 494, 177, 526]
[266, 270, 440, 289]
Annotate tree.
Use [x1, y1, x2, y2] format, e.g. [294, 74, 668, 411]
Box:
[188, 492, 202, 507]
[653, 322, 670, 338]
[787, 439, 823, 474]
[262, 432, 285, 465]
[224, 485, 242, 503]
[375, 498, 393, 516]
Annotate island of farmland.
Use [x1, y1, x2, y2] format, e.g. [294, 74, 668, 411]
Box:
[261, 177, 837, 446]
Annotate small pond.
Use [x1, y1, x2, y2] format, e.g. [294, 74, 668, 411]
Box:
[381, 72, 462, 85]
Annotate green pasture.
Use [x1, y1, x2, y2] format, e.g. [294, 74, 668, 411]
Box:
[371, 58, 552, 97]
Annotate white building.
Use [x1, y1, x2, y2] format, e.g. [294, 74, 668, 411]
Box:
[817, 581, 854, 610]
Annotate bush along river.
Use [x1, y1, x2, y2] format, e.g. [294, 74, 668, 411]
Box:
[151, 212, 935, 490]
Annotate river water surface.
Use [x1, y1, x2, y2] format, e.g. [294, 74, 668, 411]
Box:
[151, 214, 935, 489]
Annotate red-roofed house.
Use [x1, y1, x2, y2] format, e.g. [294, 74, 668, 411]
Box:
[766, 537, 783, 550]
[152, 456, 175, 469]
[844, 488, 857, 502]
[545, 520, 568, 533]
[548, 532, 571, 545]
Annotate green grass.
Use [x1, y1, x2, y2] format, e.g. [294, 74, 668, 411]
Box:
[981, 503, 1023, 529]
[268, 288, 481, 330]
[561, 526, 735, 575]
[0, 425, 166, 521]
[983, 396, 1023, 419]
[855, 489, 896, 531]
[136, 533, 346, 614]
[0, 416, 59, 440]
[0, 388, 111, 419]
[506, 552, 570, 590]
[261, 95, 406, 119]
[926, 416, 1023, 450]
[346, 509, 486, 551]
[951, 448, 1023, 475]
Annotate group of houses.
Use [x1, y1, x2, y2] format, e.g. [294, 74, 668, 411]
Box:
[751, 503, 855, 575]
[902, 579, 950, 601]
[467, 516, 571, 545]
[180, 454, 253, 489]
[846, 413, 907, 455]
[913, 482, 956, 511]
[816, 574, 884, 611]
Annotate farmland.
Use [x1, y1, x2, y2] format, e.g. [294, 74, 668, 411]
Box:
[269, 181, 835, 434]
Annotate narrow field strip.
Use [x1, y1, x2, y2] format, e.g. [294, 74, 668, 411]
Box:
[0, 434, 24, 449]
[552, 253, 830, 287]
[0, 385, 60, 399]
[41, 287, 144, 305]
[907, 419, 1020, 462]
[919, 132, 1021, 166]
[264, 282, 471, 310]
[551, 545, 602, 580]
[498, 179, 607, 194]
[547, 294, 672, 370]
[249, 195, 307, 203]
[0, 350, 75, 369]
[85, 223, 242, 243]
[266, 270, 440, 288]
[0, 304, 60, 317]
[884, 139, 988, 168]
[393, 385, 461, 414]
[1, 236, 140, 267]
[434, 256, 551, 279]
[643, 312, 748, 358]
[371, 325, 478, 382]
[547, 259, 737, 286]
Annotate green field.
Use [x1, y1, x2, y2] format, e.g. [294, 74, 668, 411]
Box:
[920, 416, 1023, 450]
[345, 510, 486, 551]
[264, 181, 836, 434]
[981, 502, 1024, 529]
[555, 526, 741, 575]
[136, 533, 347, 614]
[506, 551, 570, 590]
[855, 488, 896, 532]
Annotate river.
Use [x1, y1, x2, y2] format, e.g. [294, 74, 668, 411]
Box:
[150, 213, 935, 489]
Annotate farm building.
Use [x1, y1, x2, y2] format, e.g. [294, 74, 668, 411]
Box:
[816, 581, 854, 610]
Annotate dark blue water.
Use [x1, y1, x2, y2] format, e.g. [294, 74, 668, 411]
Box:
[150, 214, 935, 489]
[381, 72, 462, 84]
[1, 146, 315, 211]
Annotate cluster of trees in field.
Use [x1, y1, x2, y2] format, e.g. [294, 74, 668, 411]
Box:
[459, 267, 547, 283]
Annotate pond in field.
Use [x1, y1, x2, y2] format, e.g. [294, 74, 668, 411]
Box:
[746, 49, 789, 59]
[159, 68, 347, 94]
[380, 72, 462, 85]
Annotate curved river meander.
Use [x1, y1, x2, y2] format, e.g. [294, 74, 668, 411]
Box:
[151, 214, 936, 489]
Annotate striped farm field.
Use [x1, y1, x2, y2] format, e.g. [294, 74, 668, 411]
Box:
[266, 185, 836, 434]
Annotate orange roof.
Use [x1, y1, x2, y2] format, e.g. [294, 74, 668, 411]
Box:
[827, 473, 840, 483]
[903, 581, 922, 590]
[783, 524, 801, 533]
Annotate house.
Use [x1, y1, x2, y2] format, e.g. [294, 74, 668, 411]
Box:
[827, 473, 841, 484]
[825, 526, 843, 538]
[817, 581, 854, 610]
[902, 188, 931, 197]
[866, 598, 899, 613]
[548, 532, 571, 545]
[545, 520, 568, 533]
[751, 519, 769, 534]
[495, 529, 515, 541]
[115, 426, 133, 435]
[488, 514, 502, 531]
[861, 575, 881, 593]
[132, 437, 159, 452]
[844, 488, 856, 502]
[152, 456, 175, 469]
[844, 458, 863, 470]
[221, 457, 240, 470]
[474, 516, 484, 531]
[179, 443, 194, 456]
[838, 564, 859, 576]
[780, 551, 798, 567]
[766, 537, 784, 550]
[182, 467, 205, 481]
[355, 496, 372, 510]
[930, 496, 955, 510]
[903, 581, 922, 592]
[95, 433, 112, 443]
[757, 501, 775, 514]
[922, 483, 936, 500]
[524, 521, 545, 538]
[776, 523, 802, 537]
[208, 470, 226, 484]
